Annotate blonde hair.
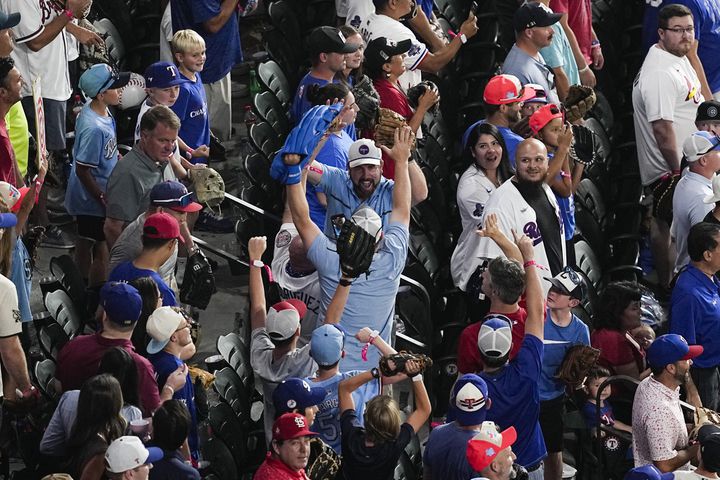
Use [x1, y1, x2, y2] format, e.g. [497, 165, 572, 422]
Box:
[364, 395, 401, 443]
[171, 29, 205, 55]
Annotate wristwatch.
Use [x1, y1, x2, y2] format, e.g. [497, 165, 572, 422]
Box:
[459, 33, 468, 44]
[371, 367, 380, 379]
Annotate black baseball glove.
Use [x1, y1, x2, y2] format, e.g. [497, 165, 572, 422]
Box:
[379, 351, 433, 377]
[407, 80, 440, 115]
[570, 124, 596, 166]
[352, 74, 380, 131]
[335, 217, 376, 279]
[180, 249, 217, 309]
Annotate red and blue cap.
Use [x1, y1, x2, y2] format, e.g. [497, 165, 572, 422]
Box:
[450, 374, 490, 426]
[646, 334, 703, 368]
[150, 181, 202, 213]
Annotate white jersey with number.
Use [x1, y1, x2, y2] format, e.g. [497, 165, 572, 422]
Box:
[632, 44, 703, 186]
[3, 0, 72, 101]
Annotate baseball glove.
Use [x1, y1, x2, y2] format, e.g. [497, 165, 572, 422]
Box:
[191, 167, 225, 207]
[379, 351, 433, 377]
[373, 108, 416, 150]
[556, 344, 601, 392]
[270, 103, 343, 185]
[180, 249, 217, 309]
[335, 216, 376, 279]
[407, 81, 440, 115]
[689, 407, 720, 442]
[307, 437, 341, 480]
[570, 124, 596, 166]
[652, 173, 680, 225]
[352, 75, 380, 131]
[562, 85, 597, 123]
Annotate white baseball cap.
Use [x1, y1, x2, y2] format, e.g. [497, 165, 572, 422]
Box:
[105, 436, 163, 473]
[146, 306, 185, 354]
[348, 139, 382, 169]
[266, 300, 306, 341]
[683, 131, 720, 162]
[351, 205, 383, 240]
[477, 315, 513, 358]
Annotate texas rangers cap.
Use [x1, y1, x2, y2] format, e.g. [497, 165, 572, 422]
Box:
[450, 374, 489, 426]
[273, 378, 327, 415]
[483, 75, 536, 105]
[0, 11, 20, 30]
[272, 413, 318, 441]
[364, 37, 412, 72]
[477, 315, 513, 358]
[144, 62, 188, 89]
[623, 465, 674, 480]
[308, 26, 359, 56]
[696, 100, 720, 123]
[529, 104, 564, 134]
[266, 300, 306, 341]
[683, 130, 720, 162]
[466, 422, 517, 471]
[514, 1, 562, 32]
[105, 436, 163, 473]
[348, 139, 382, 168]
[646, 334, 703, 368]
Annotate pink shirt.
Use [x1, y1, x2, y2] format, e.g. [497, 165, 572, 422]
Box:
[631, 376, 690, 470]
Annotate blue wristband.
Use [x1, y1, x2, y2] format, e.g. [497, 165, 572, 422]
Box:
[285, 164, 302, 185]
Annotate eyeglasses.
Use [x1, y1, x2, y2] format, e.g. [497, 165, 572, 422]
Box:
[561, 266, 580, 283]
[175, 321, 190, 333]
[662, 26, 695, 35]
[154, 191, 194, 207]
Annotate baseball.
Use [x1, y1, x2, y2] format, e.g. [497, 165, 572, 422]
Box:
[117, 73, 146, 110]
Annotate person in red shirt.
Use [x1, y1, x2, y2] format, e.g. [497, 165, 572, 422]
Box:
[255, 413, 318, 480]
[0, 57, 24, 187]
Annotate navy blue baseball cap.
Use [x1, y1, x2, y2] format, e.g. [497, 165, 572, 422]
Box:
[450, 374, 490, 426]
[646, 334, 703, 369]
[624, 465, 674, 480]
[273, 378, 327, 415]
[0, 11, 20, 30]
[150, 181, 202, 213]
[100, 282, 143, 326]
[144, 62, 188, 89]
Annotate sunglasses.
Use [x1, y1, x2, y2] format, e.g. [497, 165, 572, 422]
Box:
[97, 65, 121, 94]
[153, 191, 195, 207]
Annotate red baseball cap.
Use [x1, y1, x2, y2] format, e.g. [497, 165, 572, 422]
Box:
[529, 103, 564, 134]
[272, 413, 318, 441]
[483, 75, 536, 105]
[143, 212, 184, 243]
[466, 422, 517, 471]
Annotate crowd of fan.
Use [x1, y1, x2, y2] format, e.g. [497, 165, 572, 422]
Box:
[0, 0, 718, 479]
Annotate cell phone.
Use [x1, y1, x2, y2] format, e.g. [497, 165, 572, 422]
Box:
[470, 1, 479, 15]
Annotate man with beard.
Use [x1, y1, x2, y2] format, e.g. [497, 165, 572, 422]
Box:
[632, 334, 703, 472]
[502, 2, 563, 105]
[476, 138, 566, 292]
[633, 4, 704, 292]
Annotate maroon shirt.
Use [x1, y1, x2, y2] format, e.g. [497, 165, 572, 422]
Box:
[0, 119, 19, 187]
[56, 333, 161, 416]
[372, 78, 415, 180]
[457, 307, 527, 374]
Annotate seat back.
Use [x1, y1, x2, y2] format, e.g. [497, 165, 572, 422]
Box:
[257, 60, 293, 109]
[49, 255, 88, 319]
[201, 437, 239, 480]
[38, 321, 70, 362]
[249, 121, 282, 160]
[574, 240, 603, 293]
[253, 90, 290, 138]
[34, 358, 60, 400]
[268, 0, 304, 57]
[45, 289, 83, 339]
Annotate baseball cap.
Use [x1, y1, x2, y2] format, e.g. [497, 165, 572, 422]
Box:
[266, 300, 306, 341]
[100, 282, 143, 326]
[348, 139, 382, 169]
[351, 205, 383, 240]
[310, 324, 345, 366]
[623, 465, 674, 480]
[683, 130, 720, 162]
[144, 61, 188, 89]
[105, 436, 163, 473]
[529, 103, 564, 134]
[646, 334, 703, 369]
[79, 63, 131, 98]
[272, 413, 319, 441]
[150, 181, 203, 213]
[364, 37, 412, 72]
[696, 100, 720, 123]
[309, 26, 359, 56]
[703, 175, 720, 204]
[451, 374, 490, 426]
[0, 11, 20, 30]
[272, 378, 328, 415]
[466, 422, 517, 471]
[483, 74, 536, 105]
[546, 267, 585, 300]
[143, 212, 183, 243]
[146, 306, 186, 354]
[698, 424, 720, 472]
[477, 315, 513, 358]
[524, 83, 548, 104]
[514, 1, 562, 32]
[0, 182, 30, 213]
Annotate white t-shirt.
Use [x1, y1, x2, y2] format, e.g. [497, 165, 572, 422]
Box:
[135, 100, 180, 181]
[632, 44, 704, 186]
[0, 275, 23, 396]
[451, 165, 497, 290]
[352, 12, 428, 91]
[271, 223, 321, 347]
[3, 0, 72, 101]
[671, 170, 713, 272]
[159, 2, 174, 63]
[335, 0, 350, 17]
[673, 471, 716, 480]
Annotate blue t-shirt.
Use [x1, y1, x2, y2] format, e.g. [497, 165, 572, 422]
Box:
[109, 262, 177, 306]
[170, 0, 243, 84]
[306, 371, 380, 452]
[65, 104, 118, 217]
[423, 422, 480, 480]
[502, 45, 560, 105]
[148, 450, 200, 480]
[319, 166, 395, 238]
[308, 132, 353, 229]
[480, 335, 547, 468]
[307, 222, 408, 372]
[670, 264, 720, 368]
[10, 237, 31, 322]
[289, 73, 356, 138]
[171, 72, 210, 158]
[581, 401, 615, 430]
[540, 22, 580, 86]
[642, 0, 720, 93]
[149, 351, 198, 460]
[540, 310, 590, 401]
[461, 120, 523, 168]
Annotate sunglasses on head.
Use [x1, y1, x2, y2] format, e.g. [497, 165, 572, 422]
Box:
[154, 192, 194, 207]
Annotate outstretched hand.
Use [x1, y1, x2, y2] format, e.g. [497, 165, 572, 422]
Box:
[512, 229, 534, 262]
[248, 236, 267, 260]
[476, 213, 502, 241]
[379, 126, 413, 165]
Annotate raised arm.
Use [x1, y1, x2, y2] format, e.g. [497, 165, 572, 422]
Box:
[323, 281, 351, 325]
[382, 127, 413, 226]
[405, 362, 431, 433]
[476, 213, 522, 263]
[286, 168, 322, 250]
[339, 370, 375, 413]
[248, 236, 268, 331]
[514, 231, 543, 340]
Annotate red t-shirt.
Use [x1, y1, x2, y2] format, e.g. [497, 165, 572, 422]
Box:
[590, 328, 645, 374]
[372, 78, 414, 180]
[56, 333, 161, 416]
[254, 453, 309, 480]
[550, 0, 593, 64]
[0, 119, 19, 187]
[457, 307, 528, 374]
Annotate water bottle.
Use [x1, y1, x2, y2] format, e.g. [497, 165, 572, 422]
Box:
[249, 70, 262, 97]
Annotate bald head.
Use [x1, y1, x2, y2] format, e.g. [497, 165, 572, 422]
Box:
[515, 138, 549, 185]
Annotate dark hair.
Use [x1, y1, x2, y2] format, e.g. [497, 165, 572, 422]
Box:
[339, 25, 365, 81]
[0, 57, 14, 89]
[484, 103, 502, 118]
[99, 347, 141, 411]
[307, 82, 350, 107]
[464, 122, 514, 182]
[585, 365, 611, 382]
[141, 235, 175, 250]
[658, 4, 693, 29]
[687, 222, 720, 262]
[128, 276, 160, 356]
[365, 59, 385, 82]
[67, 374, 126, 451]
[152, 400, 191, 451]
[486, 257, 525, 304]
[139, 105, 181, 133]
[594, 281, 642, 330]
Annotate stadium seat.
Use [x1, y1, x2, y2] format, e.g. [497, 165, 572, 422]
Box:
[49, 255, 90, 324]
[244, 152, 281, 200]
[249, 121, 282, 161]
[201, 437, 239, 480]
[34, 358, 60, 401]
[37, 321, 70, 363]
[44, 289, 84, 339]
[268, 1, 305, 61]
[257, 60, 294, 110]
[213, 367, 252, 426]
[253, 90, 291, 139]
[208, 402, 250, 471]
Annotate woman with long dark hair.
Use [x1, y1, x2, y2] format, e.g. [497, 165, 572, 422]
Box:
[129, 276, 162, 356]
[99, 346, 143, 418]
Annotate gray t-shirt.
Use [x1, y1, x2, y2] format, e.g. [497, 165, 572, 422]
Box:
[501, 44, 560, 105]
[109, 212, 178, 288]
[249, 328, 316, 444]
[105, 147, 167, 222]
